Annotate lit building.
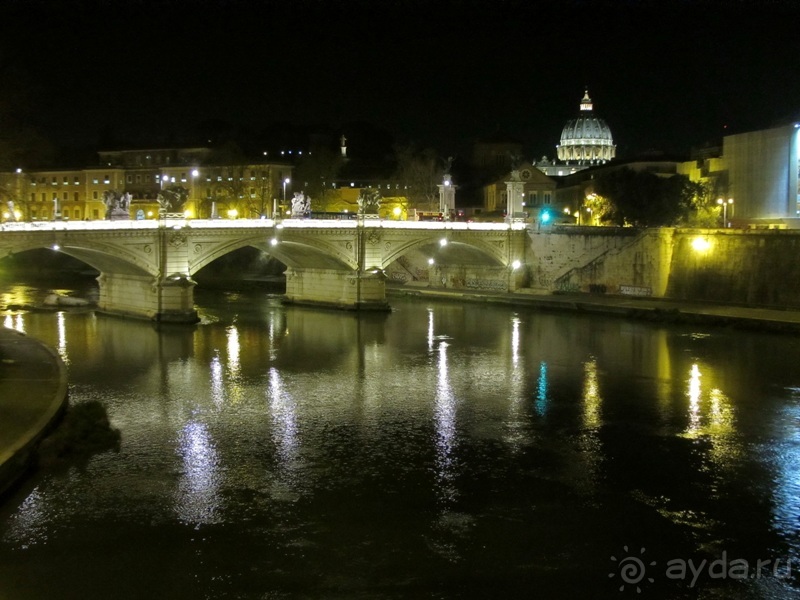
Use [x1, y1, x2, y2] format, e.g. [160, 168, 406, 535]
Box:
[0, 148, 292, 222]
[483, 165, 557, 217]
[683, 123, 800, 228]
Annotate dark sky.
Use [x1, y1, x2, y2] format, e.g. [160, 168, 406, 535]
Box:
[3, 0, 800, 162]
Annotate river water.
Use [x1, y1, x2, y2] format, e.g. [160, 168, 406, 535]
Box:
[1, 280, 800, 599]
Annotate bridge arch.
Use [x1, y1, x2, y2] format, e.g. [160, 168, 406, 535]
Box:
[0, 238, 153, 277]
[381, 232, 511, 269]
[188, 230, 358, 275]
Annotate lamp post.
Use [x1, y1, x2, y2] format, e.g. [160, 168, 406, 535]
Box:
[717, 197, 734, 228]
[190, 169, 200, 217]
[282, 178, 290, 215]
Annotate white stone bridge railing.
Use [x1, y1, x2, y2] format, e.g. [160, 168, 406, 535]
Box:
[0, 218, 527, 233]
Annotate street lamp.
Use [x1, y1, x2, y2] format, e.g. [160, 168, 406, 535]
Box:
[717, 198, 734, 228]
[282, 178, 290, 210]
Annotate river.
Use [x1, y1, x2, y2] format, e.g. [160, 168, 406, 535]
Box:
[1, 279, 800, 599]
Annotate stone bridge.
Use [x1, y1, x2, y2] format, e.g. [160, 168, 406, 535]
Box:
[0, 218, 529, 322]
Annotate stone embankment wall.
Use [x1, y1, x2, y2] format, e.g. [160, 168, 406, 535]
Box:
[527, 227, 673, 298]
[527, 227, 800, 308]
[668, 230, 800, 307]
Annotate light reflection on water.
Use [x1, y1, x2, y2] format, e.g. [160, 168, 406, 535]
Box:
[174, 421, 222, 525]
[2, 282, 800, 598]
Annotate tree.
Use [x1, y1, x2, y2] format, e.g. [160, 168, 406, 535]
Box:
[357, 188, 381, 215]
[391, 144, 443, 212]
[202, 142, 276, 218]
[592, 168, 699, 227]
[293, 144, 344, 200]
[0, 171, 31, 221]
[681, 180, 721, 227]
[158, 185, 190, 214]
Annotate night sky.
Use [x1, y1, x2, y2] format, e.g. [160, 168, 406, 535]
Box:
[3, 0, 800, 162]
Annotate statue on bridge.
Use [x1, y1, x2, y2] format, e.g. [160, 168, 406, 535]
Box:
[157, 186, 189, 216]
[291, 192, 311, 218]
[156, 193, 171, 213]
[357, 189, 381, 215]
[104, 190, 130, 221]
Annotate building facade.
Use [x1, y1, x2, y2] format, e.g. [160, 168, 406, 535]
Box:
[0, 148, 292, 222]
[677, 122, 800, 228]
[483, 165, 557, 217]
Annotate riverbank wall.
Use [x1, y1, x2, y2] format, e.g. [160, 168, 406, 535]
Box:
[0, 330, 69, 499]
[526, 227, 800, 309]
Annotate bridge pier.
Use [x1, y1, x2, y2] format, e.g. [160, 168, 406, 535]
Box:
[284, 267, 389, 311]
[96, 273, 199, 323]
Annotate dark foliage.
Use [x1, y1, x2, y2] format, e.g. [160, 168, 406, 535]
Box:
[594, 168, 698, 226]
[37, 401, 120, 467]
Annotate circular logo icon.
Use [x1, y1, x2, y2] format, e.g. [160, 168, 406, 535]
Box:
[609, 546, 656, 592]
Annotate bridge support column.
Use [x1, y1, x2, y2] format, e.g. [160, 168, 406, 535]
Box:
[284, 268, 389, 311]
[96, 273, 199, 323]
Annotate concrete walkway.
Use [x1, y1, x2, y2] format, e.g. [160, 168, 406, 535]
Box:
[0, 328, 68, 498]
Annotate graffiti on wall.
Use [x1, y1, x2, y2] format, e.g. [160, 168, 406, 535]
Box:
[465, 279, 508, 291]
[554, 280, 580, 293]
[619, 284, 652, 297]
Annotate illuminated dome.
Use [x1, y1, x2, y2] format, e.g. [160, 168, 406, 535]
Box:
[557, 90, 615, 165]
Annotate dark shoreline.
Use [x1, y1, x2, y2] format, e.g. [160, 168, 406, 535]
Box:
[387, 286, 800, 334]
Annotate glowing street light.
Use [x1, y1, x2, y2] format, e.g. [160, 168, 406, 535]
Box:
[717, 198, 734, 228]
[692, 236, 711, 252]
[283, 178, 290, 206]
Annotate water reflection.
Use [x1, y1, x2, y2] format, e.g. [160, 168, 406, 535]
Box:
[505, 315, 527, 450]
[56, 312, 68, 364]
[267, 367, 301, 500]
[3, 487, 49, 549]
[687, 363, 702, 433]
[225, 323, 242, 404]
[536, 361, 549, 416]
[427, 307, 435, 351]
[174, 421, 222, 525]
[510, 314, 520, 367]
[210, 352, 224, 407]
[582, 357, 602, 430]
[226, 324, 240, 378]
[683, 362, 737, 466]
[771, 390, 800, 552]
[3, 288, 800, 598]
[434, 340, 458, 506]
[3, 313, 24, 333]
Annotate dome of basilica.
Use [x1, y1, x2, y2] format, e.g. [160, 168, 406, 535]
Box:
[557, 90, 615, 165]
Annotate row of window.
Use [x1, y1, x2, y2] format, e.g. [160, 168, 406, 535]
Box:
[30, 187, 275, 203]
[31, 176, 116, 186]
[23, 170, 277, 187]
[31, 191, 111, 202]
